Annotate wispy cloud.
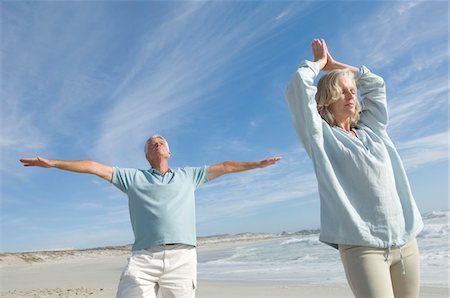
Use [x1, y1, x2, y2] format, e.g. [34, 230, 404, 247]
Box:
[387, 76, 448, 138]
[1, 4, 120, 179]
[1, 196, 131, 251]
[0, 96, 48, 179]
[396, 131, 449, 170]
[332, 1, 448, 163]
[339, 1, 448, 70]
[196, 147, 317, 222]
[90, 2, 311, 165]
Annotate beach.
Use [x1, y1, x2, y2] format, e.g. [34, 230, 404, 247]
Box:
[1, 211, 448, 297]
[1, 242, 448, 297]
[0, 249, 447, 298]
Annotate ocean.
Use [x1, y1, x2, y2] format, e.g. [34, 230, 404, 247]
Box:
[197, 210, 449, 287]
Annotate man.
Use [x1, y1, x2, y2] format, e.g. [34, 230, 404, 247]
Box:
[20, 134, 281, 298]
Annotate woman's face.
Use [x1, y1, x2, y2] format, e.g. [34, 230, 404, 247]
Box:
[329, 77, 357, 124]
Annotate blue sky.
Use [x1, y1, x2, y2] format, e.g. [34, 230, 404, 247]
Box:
[1, 1, 448, 252]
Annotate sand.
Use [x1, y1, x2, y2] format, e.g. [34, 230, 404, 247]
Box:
[0, 246, 448, 298]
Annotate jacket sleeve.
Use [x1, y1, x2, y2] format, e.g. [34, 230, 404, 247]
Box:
[356, 66, 389, 133]
[285, 60, 324, 157]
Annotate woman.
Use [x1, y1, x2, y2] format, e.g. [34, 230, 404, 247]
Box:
[285, 39, 423, 297]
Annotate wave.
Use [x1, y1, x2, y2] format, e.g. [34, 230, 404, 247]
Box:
[198, 229, 320, 246]
[418, 226, 449, 240]
[198, 233, 276, 245]
[280, 237, 320, 246]
[422, 210, 449, 220]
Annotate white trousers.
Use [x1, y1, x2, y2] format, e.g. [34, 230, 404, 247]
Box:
[339, 239, 420, 298]
[116, 244, 197, 298]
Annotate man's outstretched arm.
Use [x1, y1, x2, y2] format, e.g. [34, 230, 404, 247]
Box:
[207, 157, 281, 181]
[19, 157, 113, 182]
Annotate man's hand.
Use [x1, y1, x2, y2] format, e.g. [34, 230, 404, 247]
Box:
[208, 156, 282, 181]
[19, 157, 113, 182]
[258, 157, 282, 168]
[20, 157, 54, 168]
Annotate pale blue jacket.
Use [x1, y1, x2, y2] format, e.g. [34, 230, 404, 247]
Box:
[286, 60, 423, 249]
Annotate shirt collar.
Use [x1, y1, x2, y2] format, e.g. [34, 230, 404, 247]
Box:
[150, 167, 174, 176]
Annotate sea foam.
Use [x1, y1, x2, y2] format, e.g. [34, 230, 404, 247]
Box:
[197, 210, 449, 287]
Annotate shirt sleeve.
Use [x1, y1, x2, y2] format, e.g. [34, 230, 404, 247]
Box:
[111, 167, 138, 193]
[356, 66, 389, 133]
[285, 60, 324, 157]
[183, 166, 209, 189]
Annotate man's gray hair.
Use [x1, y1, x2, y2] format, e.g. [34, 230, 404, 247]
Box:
[144, 134, 170, 156]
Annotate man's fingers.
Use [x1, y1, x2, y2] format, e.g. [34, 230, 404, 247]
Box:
[263, 156, 282, 165]
[20, 158, 33, 163]
[19, 157, 43, 167]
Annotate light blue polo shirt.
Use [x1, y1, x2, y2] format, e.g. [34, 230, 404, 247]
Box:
[111, 166, 208, 251]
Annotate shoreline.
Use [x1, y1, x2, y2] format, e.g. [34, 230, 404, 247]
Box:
[1, 238, 448, 298]
[1, 256, 448, 297]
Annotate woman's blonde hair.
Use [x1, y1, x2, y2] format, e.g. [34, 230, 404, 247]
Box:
[315, 69, 361, 128]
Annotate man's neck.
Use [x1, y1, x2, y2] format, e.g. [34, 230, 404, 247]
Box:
[150, 160, 170, 175]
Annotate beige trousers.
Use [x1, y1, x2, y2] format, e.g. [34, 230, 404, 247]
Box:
[339, 239, 420, 298]
[116, 244, 197, 298]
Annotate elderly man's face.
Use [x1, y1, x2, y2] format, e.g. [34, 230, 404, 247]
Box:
[147, 138, 170, 161]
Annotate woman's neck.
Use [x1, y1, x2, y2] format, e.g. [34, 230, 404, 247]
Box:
[335, 119, 352, 132]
